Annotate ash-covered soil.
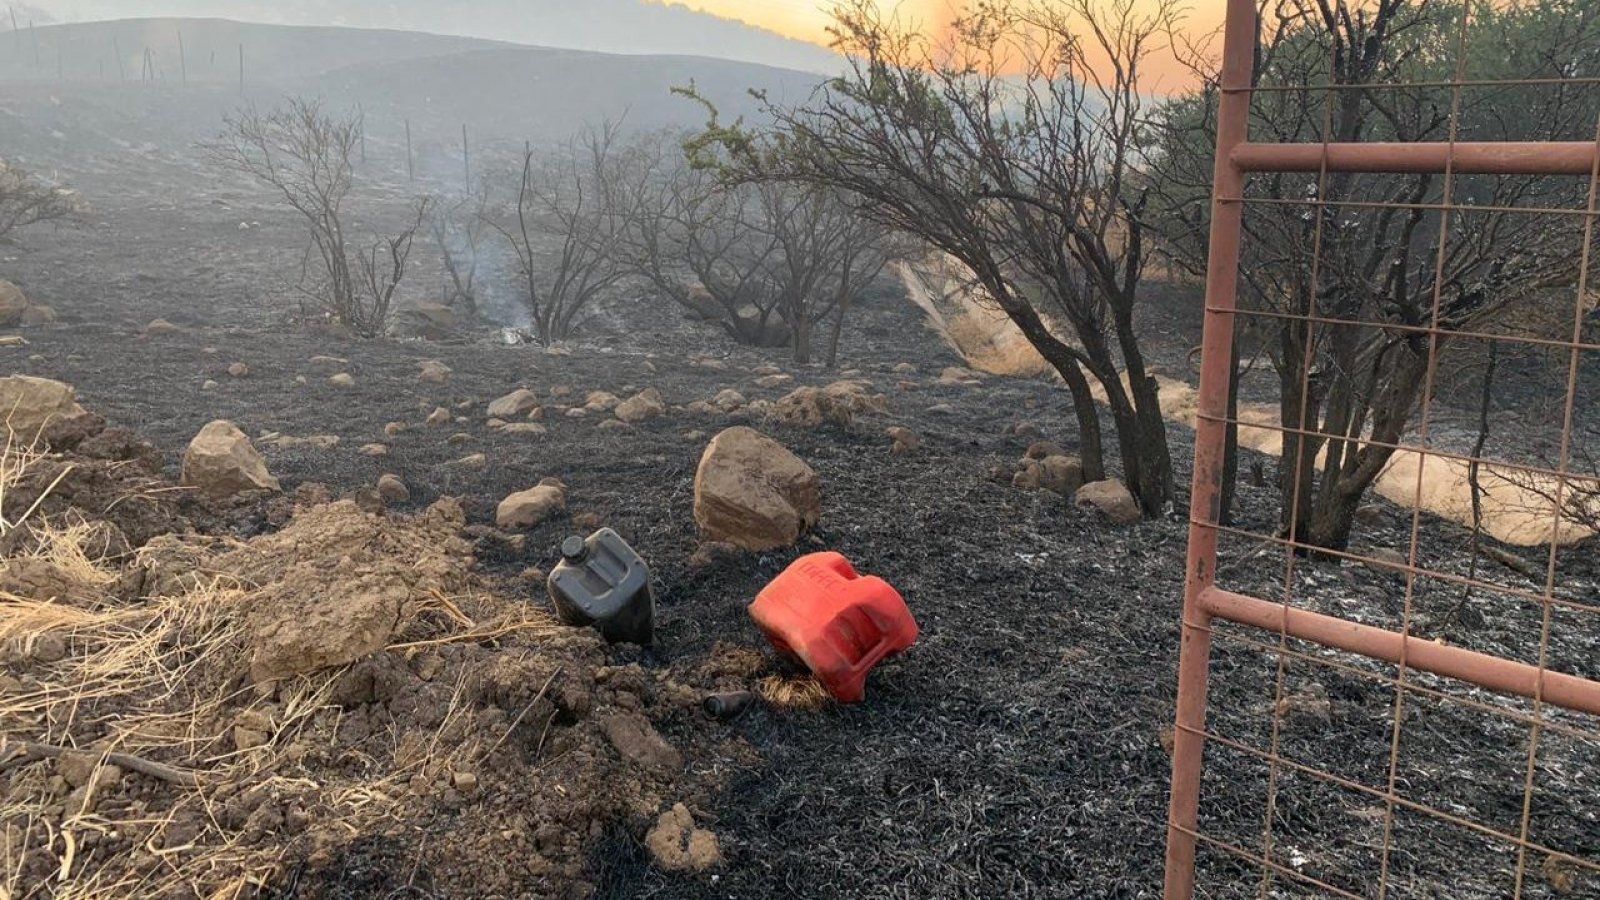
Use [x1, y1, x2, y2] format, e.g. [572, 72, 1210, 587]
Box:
[3, 81, 1598, 899]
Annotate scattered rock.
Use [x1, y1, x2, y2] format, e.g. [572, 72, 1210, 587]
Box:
[1010, 422, 1042, 440]
[710, 389, 746, 412]
[496, 483, 567, 528]
[227, 362, 249, 378]
[486, 418, 508, 430]
[202, 379, 219, 391]
[572, 511, 602, 531]
[447, 432, 473, 446]
[0, 375, 92, 444]
[501, 423, 548, 436]
[693, 427, 821, 552]
[309, 356, 348, 371]
[425, 407, 452, 427]
[596, 419, 631, 432]
[359, 443, 389, 458]
[453, 453, 488, 471]
[20, 305, 57, 326]
[451, 771, 479, 793]
[646, 803, 723, 874]
[181, 421, 280, 499]
[615, 388, 666, 424]
[565, 407, 589, 419]
[261, 433, 340, 451]
[376, 474, 410, 503]
[0, 278, 28, 325]
[583, 391, 620, 413]
[1012, 462, 1043, 491]
[294, 375, 308, 385]
[1024, 441, 1067, 460]
[887, 426, 921, 455]
[488, 389, 540, 419]
[892, 362, 917, 374]
[418, 360, 452, 384]
[753, 374, 792, 389]
[385, 421, 406, 436]
[1038, 455, 1085, 496]
[926, 403, 955, 415]
[770, 381, 887, 428]
[938, 366, 983, 386]
[0, 335, 27, 347]
[329, 373, 355, 388]
[753, 365, 784, 377]
[56, 750, 97, 788]
[1074, 479, 1141, 525]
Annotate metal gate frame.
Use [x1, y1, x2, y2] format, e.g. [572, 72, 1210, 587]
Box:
[1164, 0, 1600, 896]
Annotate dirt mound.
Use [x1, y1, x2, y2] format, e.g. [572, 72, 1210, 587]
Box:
[0, 448, 764, 899]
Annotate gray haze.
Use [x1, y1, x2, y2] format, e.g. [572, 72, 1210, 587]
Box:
[5, 0, 843, 72]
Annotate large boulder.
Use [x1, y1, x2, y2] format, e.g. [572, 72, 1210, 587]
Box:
[0, 279, 27, 326]
[0, 375, 92, 443]
[181, 420, 281, 499]
[487, 388, 539, 419]
[614, 388, 665, 424]
[693, 427, 820, 551]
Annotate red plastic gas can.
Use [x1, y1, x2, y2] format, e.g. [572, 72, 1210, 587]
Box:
[748, 552, 918, 703]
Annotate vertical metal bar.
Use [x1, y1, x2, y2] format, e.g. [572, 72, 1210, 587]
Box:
[1163, 0, 1257, 896]
[177, 27, 186, 85]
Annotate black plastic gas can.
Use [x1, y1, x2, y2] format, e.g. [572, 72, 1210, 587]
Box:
[547, 528, 654, 645]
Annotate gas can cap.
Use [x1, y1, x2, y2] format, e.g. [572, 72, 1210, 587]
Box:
[560, 535, 588, 563]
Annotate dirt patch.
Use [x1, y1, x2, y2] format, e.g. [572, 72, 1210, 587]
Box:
[0, 421, 765, 900]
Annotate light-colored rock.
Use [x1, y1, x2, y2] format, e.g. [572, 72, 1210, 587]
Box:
[447, 432, 473, 446]
[425, 407, 452, 427]
[181, 420, 280, 498]
[892, 362, 917, 374]
[359, 443, 389, 458]
[488, 388, 539, 419]
[202, 379, 219, 391]
[502, 423, 548, 436]
[565, 407, 589, 418]
[887, 426, 921, 455]
[392, 303, 458, 340]
[453, 453, 488, 471]
[615, 388, 666, 424]
[20, 305, 56, 326]
[385, 421, 406, 436]
[308, 355, 348, 370]
[0, 375, 91, 443]
[583, 391, 620, 412]
[1074, 479, 1141, 525]
[376, 474, 409, 503]
[1039, 455, 1085, 496]
[710, 389, 746, 412]
[754, 374, 792, 389]
[770, 381, 887, 428]
[496, 483, 566, 528]
[227, 362, 249, 378]
[329, 373, 355, 388]
[693, 427, 820, 551]
[596, 418, 631, 432]
[418, 360, 452, 383]
[938, 366, 983, 385]
[0, 279, 27, 326]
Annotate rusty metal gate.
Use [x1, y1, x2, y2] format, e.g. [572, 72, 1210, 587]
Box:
[1166, 0, 1600, 896]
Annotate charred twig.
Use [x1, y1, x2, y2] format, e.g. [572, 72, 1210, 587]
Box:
[0, 737, 205, 787]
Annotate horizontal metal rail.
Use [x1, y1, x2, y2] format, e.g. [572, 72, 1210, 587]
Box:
[1199, 587, 1600, 717]
[1232, 141, 1599, 175]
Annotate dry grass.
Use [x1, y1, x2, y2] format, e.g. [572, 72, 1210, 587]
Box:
[756, 676, 831, 713]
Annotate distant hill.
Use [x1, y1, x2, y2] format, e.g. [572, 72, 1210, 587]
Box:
[0, 19, 820, 182]
[9, 0, 842, 73]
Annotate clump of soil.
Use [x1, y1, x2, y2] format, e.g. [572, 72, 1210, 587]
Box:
[0, 423, 768, 899]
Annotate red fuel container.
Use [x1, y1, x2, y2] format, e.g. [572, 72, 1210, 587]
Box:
[748, 552, 918, 703]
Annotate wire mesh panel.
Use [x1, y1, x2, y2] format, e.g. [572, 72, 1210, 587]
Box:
[1166, 0, 1600, 897]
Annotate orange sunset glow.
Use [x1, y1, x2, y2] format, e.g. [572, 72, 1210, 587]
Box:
[650, 0, 1224, 89]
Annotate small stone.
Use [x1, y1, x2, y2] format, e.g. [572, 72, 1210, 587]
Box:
[144, 318, 182, 336]
[614, 388, 666, 424]
[359, 443, 389, 458]
[202, 379, 219, 391]
[294, 375, 308, 385]
[447, 432, 473, 446]
[227, 362, 249, 378]
[887, 426, 920, 455]
[418, 360, 452, 384]
[754, 374, 791, 389]
[565, 407, 589, 419]
[488, 389, 540, 419]
[892, 362, 917, 374]
[597, 419, 631, 432]
[57, 751, 97, 788]
[377, 474, 410, 503]
[384, 421, 406, 436]
[329, 373, 355, 388]
[309, 355, 348, 370]
[502, 423, 548, 436]
[451, 772, 479, 793]
[497, 483, 566, 528]
[454, 453, 488, 471]
[646, 803, 723, 873]
[1073, 479, 1141, 525]
[425, 407, 452, 427]
[486, 418, 508, 430]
